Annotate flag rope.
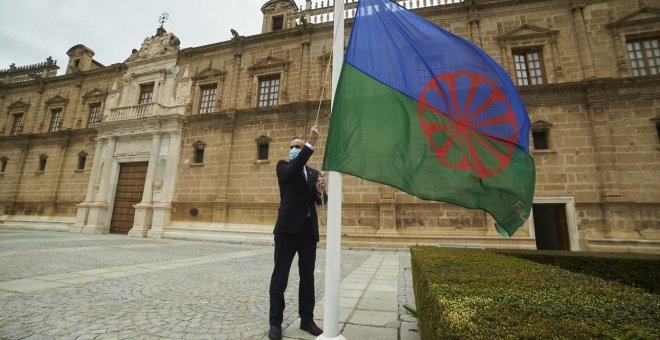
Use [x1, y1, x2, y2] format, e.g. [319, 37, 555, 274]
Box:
[315, 16, 343, 227]
[315, 48, 333, 127]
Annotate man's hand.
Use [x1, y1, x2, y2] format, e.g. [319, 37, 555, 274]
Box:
[308, 125, 319, 146]
[316, 173, 327, 193]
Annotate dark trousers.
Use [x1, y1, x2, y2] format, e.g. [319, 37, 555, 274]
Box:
[269, 218, 317, 327]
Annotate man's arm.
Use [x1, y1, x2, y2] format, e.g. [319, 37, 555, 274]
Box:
[276, 126, 320, 182]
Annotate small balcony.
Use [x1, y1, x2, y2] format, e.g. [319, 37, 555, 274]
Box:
[106, 102, 165, 122]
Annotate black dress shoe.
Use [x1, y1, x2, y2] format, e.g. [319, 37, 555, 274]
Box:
[268, 325, 282, 340]
[300, 321, 323, 336]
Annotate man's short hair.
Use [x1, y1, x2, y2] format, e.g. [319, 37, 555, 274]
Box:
[291, 136, 302, 141]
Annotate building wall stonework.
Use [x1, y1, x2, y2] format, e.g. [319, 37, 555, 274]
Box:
[0, 0, 658, 252]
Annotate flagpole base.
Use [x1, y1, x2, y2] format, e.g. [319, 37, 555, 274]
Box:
[317, 334, 346, 340]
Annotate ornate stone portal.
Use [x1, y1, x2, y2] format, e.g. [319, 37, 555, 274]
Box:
[75, 23, 184, 238]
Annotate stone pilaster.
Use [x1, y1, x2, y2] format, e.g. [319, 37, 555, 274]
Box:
[44, 133, 71, 216]
[149, 131, 181, 239]
[570, 1, 595, 78]
[73, 137, 104, 232]
[82, 136, 116, 234]
[130, 133, 161, 238]
[377, 186, 397, 235]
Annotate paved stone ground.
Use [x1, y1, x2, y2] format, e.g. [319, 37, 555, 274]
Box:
[0, 229, 419, 339]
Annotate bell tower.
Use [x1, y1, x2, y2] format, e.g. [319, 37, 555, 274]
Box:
[261, 0, 300, 33]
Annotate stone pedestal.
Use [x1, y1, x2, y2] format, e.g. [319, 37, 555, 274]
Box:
[212, 195, 229, 223]
[71, 202, 92, 232]
[81, 202, 109, 234]
[148, 204, 171, 239]
[128, 203, 152, 238]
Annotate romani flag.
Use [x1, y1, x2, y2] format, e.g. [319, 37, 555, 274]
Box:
[323, 0, 536, 236]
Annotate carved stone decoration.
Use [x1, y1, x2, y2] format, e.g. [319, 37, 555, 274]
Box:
[606, 6, 660, 76]
[192, 67, 227, 82]
[248, 55, 291, 76]
[7, 100, 30, 113]
[530, 120, 553, 132]
[496, 23, 561, 81]
[154, 157, 167, 189]
[45, 95, 69, 106]
[126, 28, 181, 62]
[82, 88, 108, 103]
[175, 81, 192, 105]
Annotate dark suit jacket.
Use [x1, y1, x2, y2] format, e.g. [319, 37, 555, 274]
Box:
[274, 145, 325, 242]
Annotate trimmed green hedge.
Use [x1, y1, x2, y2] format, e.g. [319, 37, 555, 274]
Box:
[411, 247, 660, 339]
[495, 249, 660, 294]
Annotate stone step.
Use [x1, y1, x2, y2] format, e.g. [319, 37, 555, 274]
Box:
[0, 216, 74, 232]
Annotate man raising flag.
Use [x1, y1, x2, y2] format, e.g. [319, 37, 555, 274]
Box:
[323, 0, 536, 236]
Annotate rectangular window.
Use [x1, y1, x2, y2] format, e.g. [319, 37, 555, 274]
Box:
[78, 154, 87, 170]
[532, 131, 549, 150]
[49, 108, 63, 132]
[513, 49, 545, 86]
[272, 15, 284, 31]
[258, 143, 269, 160]
[138, 83, 154, 104]
[39, 156, 47, 172]
[258, 76, 280, 107]
[88, 103, 102, 126]
[1, 158, 7, 173]
[199, 85, 218, 114]
[627, 37, 660, 76]
[194, 148, 205, 164]
[10, 113, 23, 136]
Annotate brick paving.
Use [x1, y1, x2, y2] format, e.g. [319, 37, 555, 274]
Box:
[0, 229, 419, 339]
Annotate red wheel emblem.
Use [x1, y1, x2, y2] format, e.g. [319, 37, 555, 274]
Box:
[418, 72, 519, 178]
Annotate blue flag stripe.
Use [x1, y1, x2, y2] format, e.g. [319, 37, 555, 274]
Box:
[346, 0, 530, 151]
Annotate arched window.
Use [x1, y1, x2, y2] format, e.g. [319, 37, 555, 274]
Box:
[38, 154, 48, 172]
[193, 141, 206, 164]
[77, 151, 88, 170]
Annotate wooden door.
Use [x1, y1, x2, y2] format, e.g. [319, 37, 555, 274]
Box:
[109, 162, 148, 234]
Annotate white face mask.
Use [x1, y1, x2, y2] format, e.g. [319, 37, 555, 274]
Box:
[289, 147, 301, 160]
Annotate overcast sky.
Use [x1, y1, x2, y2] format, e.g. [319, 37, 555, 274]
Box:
[0, 0, 306, 74]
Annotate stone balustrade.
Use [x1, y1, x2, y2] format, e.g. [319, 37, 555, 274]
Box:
[287, 0, 464, 27]
[106, 102, 165, 122]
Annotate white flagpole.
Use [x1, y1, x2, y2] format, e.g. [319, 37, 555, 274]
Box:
[318, 0, 345, 339]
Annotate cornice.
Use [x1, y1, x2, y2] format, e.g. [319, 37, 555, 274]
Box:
[606, 6, 660, 29]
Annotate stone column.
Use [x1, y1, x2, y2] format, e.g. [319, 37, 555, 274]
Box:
[230, 46, 243, 109]
[130, 133, 161, 237]
[377, 186, 397, 235]
[611, 29, 630, 77]
[44, 134, 71, 216]
[570, 1, 595, 78]
[212, 123, 235, 224]
[82, 136, 116, 234]
[9, 138, 31, 214]
[300, 36, 311, 101]
[585, 95, 630, 238]
[72, 137, 104, 232]
[149, 131, 182, 239]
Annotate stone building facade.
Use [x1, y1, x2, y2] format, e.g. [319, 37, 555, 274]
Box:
[0, 0, 658, 253]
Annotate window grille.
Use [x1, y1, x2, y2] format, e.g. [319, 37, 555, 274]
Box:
[138, 83, 154, 104]
[627, 37, 660, 76]
[513, 49, 545, 86]
[258, 76, 280, 107]
[49, 108, 63, 132]
[10, 113, 23, 136]
[199, 85, 217, 114]
[88, 103, 102, 126]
